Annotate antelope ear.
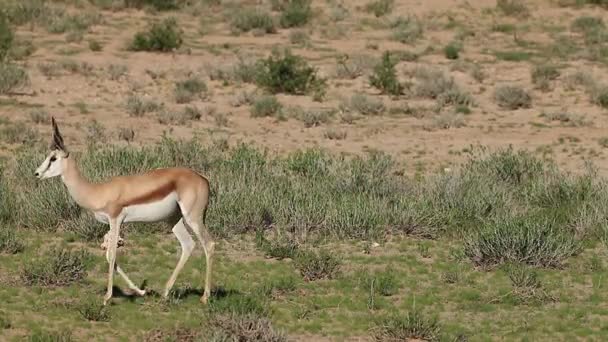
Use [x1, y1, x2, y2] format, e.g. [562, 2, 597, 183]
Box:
[50, 117, 67, 152]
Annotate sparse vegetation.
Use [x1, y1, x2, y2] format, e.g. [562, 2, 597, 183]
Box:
[365, 0, 394, 17]
[231, 8, 276, 34]
[126, 94, 162, 117]
[496, 0, 530, 17]
[21, 247, 90, 287]
[294, 249, 341, 281]
[250, 95, 282, 118]
[279, 0, 313, 28]
[531, 64, 560, 91]
[391, 16, 423, 44]
[494, 85, 532, 109]
[372, 310, 441, 342]
[174, 76, 208, 104]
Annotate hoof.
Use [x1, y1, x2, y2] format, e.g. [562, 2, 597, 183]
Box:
[200, 296, 209, 304]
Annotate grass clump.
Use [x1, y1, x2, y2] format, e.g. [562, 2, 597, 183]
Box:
[365, 0, 394, 17]
[208, 293, 270, 317]
[496, 0, 529, 17]
[125, 94, 161, 117]
[21, 247, 90, 286]
[531, 64, 560, 91]
[77, 297, 110, 322]
[28, 330, 73, 342]
[0, 62, 29, 94]
[294, 249, 341, 281]
[343, 93, 386, 115]
[256, 232, 298, 259]
[372, 310, 441, 342]
[369, 51, 404, 95]
[0, 15, 14, 62]
[0, 228, 24, 254]
[123, 0, 183, 11]
[174, 76, 208, 104]
[130, 18, 183, 52]
[391, 16, 423, 44]
[206, 313, 287, 342]
[255, 49, 326, 96]
[444, 42, 461, 60]
[250, 95, 283, 118]
[279, 0, 313, 28]
[464, 214, 581, 268]
[494, 85, 532, 109]
[501, 263, 554, 304]
[591, 86, 608, 109]
[363, 268, 399, 296]
[231, 8, 276, 34]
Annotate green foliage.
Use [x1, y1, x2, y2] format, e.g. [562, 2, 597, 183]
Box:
[208, 293, 270, 317]
[21, 247, 90, 286]
[250, 95, 283, 118]
[365, 0, 394, 17]
[279, 0, 312, 28]
[372, 310, 441, 342]
[294, 249, 341, 281]
[494, 85, 532, 109]
[444, 42, 461, 60]
[231, 8, 276, 34]
[255, 49, 326, 96]
[369, 51, 404, 95]
[130, 18, 183, 52]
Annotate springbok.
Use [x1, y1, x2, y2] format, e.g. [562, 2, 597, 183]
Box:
[34, 118, 215, 306]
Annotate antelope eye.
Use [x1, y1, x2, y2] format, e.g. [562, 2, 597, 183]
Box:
[50, 156, 57, 162]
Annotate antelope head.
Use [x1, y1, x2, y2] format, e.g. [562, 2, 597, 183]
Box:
[35, 117, 70, 179]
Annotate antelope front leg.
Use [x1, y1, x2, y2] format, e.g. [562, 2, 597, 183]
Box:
[104, 217, 122, 306]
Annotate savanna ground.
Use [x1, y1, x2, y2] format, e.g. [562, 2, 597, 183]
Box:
[4, 0, 608, 341]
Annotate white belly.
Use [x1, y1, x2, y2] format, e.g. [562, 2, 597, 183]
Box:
[123, 192, 179, 223]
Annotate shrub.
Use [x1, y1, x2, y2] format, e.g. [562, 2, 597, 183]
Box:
[294, 249, 341, 281]
[130, 18, 183, 52]
[496, 0, 529, 17]
[296, 108, 335, 127]
[494, 85, 532, 109]
[391, 16, 423, 44]
[365, 0, 394, 17]
[0, 15, 14, 62]
[21, 247, 90, 286]
[531, 64, 560, 91]
[464, 214, 581, 268]
[591, 86, 608, 109]
[231, 8, 276, 34]
[255, 49, 326, 96]
[0, 63, 29, 94]
[251, 95, 282, 118]
[174, 76, 207, 104]
[126, 94, 161, 117]
[345, 93, 386, 115]
[372, 310, 441, 342]
[444, 42, 461, 60]
[369, 51, 403, 95]
[279, 0, 312, 28]
[207, 314, 287, 342]
[571, 16, 604, 33]
[77, 297, 110, 322]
